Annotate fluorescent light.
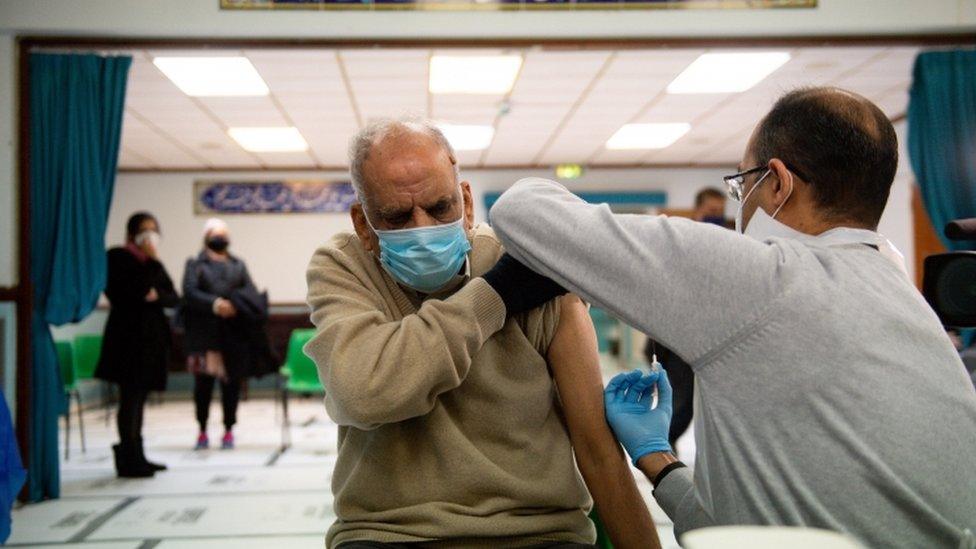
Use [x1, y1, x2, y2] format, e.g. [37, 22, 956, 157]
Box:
[667, 52, 791, 94]
[228, 127, 308, 152]
[437, 124, 495, 151]
[606, 123, 690, 150]
[153, 57, 269, 97]
[429, 55, 523, 95]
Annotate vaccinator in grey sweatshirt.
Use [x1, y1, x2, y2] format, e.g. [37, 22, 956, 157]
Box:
[490, 177, 976, 549]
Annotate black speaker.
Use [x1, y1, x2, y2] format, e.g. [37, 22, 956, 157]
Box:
[923, 251, 976, 328]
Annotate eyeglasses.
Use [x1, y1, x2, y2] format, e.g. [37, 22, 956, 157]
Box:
[723, 166, 769, 202]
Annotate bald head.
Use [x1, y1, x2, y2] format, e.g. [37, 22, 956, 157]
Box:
[748, 87, 898, 227]
[346, 119, 474, 254]
[349, 119, 459, 210]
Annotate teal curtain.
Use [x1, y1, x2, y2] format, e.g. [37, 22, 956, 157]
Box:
[908, 49, 976, 251]
[28, 53, 131, 501]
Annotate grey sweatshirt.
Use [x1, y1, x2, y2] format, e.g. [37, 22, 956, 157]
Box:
[490, 177, 976, 549]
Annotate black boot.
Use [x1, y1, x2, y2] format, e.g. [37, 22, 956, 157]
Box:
[112, 443, 155, 478]
[136, 436, 167, 472]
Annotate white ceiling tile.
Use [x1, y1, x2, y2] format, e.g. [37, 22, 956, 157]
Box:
[590, 148, 653, 165]
[341, 48, 430, 63]
[454, 149, 484, 167]
[639, 94, 731, 123]
[644, 147, 700, 165]
[199, 96, 288, 127]
[120, 45, 901, 169]
[874, 91, 910, 118]
[117, 147, 154, 169]
[146, 49, 242, 59]
[482, 147, 540, 166]
[125, 135, 207, 168]
[252, 151, 318, 168]
[359, 106, 428, 121]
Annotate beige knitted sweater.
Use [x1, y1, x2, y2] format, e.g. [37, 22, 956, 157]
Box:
[305, 224, 593, 548]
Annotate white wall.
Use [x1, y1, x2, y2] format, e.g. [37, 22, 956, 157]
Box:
[0, 1, 964, 293]
[0, 0, 973, 39]
[0, 33, 17, 410]
[112, 156, 917, 304]
[111, 166, 729, 304]
[0, 0, 935, 405]
[0, 34, 16, 288]
[877, 121, 915, 281]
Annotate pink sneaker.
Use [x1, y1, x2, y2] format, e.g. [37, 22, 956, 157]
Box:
[221, 431, 234, 450]
[194, 433, 209, 450]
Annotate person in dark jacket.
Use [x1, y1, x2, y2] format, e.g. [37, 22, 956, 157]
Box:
[96, 212, 178, 478]
[182, 218, 261, 451]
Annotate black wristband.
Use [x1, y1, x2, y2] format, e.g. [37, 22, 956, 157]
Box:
[652, 461, 687, 489]
[482, 253, 567, 316]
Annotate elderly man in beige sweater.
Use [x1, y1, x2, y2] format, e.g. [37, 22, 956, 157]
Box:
[305, 119, 658, 549]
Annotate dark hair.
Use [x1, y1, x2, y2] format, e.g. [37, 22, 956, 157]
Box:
[752, 87, 898, 227]
[126, 211, 159, 241]
[695, 187, 726, 208]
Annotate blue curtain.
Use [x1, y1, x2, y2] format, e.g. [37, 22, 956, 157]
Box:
[28, 53, 131, 501]
[0, 392, 24, 543]
[908, 49, 976, 251]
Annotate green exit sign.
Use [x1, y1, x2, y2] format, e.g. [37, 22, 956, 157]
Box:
[555, 164, 584, 179]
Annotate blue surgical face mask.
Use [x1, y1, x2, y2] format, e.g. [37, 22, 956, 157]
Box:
[365, 210, 471, 294]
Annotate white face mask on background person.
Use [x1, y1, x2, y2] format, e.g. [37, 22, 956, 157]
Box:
[134, 230, 160, 249]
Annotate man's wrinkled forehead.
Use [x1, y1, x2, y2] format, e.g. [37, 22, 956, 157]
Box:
[362, 131, 456, 199]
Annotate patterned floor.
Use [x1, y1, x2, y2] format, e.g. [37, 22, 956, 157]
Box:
[9, 393, 684, 548]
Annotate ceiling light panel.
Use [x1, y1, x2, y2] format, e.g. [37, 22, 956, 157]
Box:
[153, 57, 269, 97]
[429, 55, 523, 95]
[228, 127, 309, 152]
[667, 52, 791, 94]
[437, 124, 495, 151]
[606, 123, 691, 150]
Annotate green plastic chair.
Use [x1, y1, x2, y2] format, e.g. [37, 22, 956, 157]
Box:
[279, 328, 323, 449]
[72, 334, 116, 426]
[56, 341, 86, 460]
[71, 334, 102, 380]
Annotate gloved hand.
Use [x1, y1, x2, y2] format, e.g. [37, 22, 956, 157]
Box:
[604, 369, 673, 465]
[481, 253, 567, 316]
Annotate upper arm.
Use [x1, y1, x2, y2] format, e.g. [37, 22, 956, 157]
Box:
[181, 260, 196, 294]
[153, 263, 180, 307]
[546, 294, 610, 454]
[492, 177, 788, 364]
[240, 261, 257, 291]
[182, 259, 217, 309]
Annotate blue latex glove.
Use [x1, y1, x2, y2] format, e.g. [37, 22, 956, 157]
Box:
[604, 369, 673, 465]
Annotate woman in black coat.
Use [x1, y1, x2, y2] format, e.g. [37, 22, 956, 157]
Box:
[95, 212, 178, 478]
[183, 218, 260, 451]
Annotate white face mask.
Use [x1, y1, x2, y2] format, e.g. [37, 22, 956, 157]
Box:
[735, 169, 794, 235]
[743, 205, 806, 241]
[135, 230, 160, 249]
[738, 178, 910, 277]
